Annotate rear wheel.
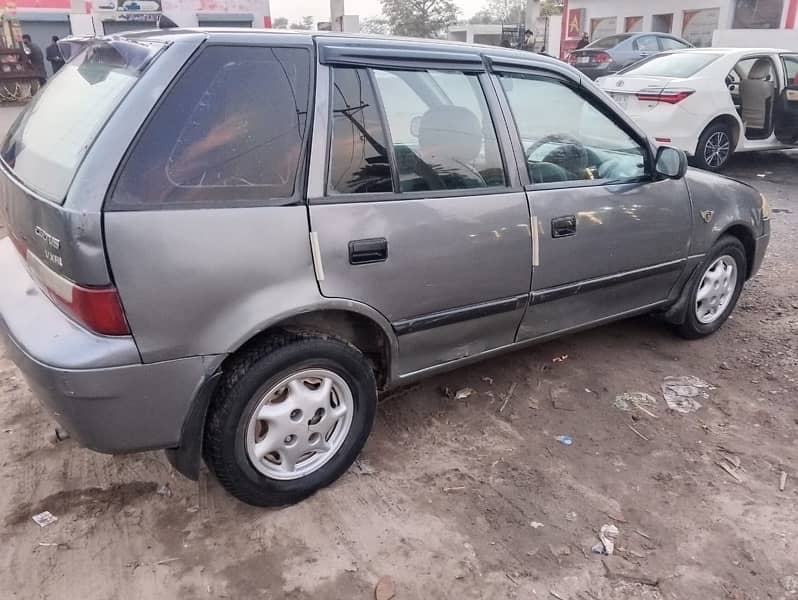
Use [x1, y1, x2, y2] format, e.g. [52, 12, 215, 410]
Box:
[203, 334, 377, 506]
[675, 236, 747, 339]
[693, 122, 734, 172]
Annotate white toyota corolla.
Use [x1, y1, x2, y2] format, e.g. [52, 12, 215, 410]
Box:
[597, 48, 798, 171]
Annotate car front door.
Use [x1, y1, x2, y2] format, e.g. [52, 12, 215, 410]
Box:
[491, 63, 692, 340]
[775, 53, 798, 144]
[307, 44, 532, 376]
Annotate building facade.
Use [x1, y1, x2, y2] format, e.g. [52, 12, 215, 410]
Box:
[561, 0, 798, 56]
[1, 0, 271, 75]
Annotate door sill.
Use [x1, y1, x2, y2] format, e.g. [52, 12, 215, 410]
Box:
[392, 300, 668, 386]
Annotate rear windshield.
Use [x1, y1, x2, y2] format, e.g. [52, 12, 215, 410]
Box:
[620, 52, 721, 78]
[588, 35, 632, 50]
[0, 39, 162, 202]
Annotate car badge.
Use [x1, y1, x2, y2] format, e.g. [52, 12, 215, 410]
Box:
[616, 80, 624, 88]
[700, 210, 715, 223]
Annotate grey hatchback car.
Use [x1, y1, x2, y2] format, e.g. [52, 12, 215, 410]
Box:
[0, 30, 770, 506]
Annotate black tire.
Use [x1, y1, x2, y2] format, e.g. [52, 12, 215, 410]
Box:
[675, 236, 747, 340]
[693, 122, 734, 172]
[203, 333, 377, 506]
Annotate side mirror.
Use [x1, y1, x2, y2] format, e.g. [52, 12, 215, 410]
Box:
[655, 146, 687, 179]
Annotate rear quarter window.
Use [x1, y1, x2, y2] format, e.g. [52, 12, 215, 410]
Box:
[109, 45, 311, 210]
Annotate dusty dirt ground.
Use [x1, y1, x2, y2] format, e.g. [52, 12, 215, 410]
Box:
[1, 141, 797, 599]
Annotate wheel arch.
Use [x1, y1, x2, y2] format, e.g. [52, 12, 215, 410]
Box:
[165, 302, 398, 480]
[228, 307, 397, 390]
[719, 223, 756, 279]
[699, 114, 743, 153]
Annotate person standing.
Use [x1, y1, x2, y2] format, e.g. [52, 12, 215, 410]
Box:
[521, 29, 535, 52]
[22, 34, 46, 86]
[46, 36, 65, 75]
[576, 32, 590, 49]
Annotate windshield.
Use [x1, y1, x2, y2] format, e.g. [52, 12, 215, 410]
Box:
[588, 35, 632, 50]
[1, 39, 162, 202]
[620, 52, 721, 78]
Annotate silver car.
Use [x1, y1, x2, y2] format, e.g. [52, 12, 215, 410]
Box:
[0, 30, 770, 506]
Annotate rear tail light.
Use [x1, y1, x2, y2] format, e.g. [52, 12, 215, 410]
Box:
[636, 88, 695, 104]
[13, 238, 130, 336]
[593, 52, 611, 64]
[567, 53, 577, 64]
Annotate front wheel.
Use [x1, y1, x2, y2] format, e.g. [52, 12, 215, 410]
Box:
[203, 334, 378, 506]
[675, 236, 747, 339]
[693, 122, 734, 172]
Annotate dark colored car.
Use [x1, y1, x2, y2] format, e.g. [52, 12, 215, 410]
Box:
[569, 32, 693, 79]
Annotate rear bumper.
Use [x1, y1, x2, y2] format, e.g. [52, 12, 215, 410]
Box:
[0, 237, 213, 453]
[623, 105, 704, 156]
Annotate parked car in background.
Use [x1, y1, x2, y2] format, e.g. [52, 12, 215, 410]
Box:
[569, 33, 693, 79]
[0, 31, 770, 507]
[596, 48, 798, 171]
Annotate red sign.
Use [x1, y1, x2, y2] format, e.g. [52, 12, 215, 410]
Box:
[566, 8, 585, 40]
[787, 0, 798, 29]
[1, 0, 70, 8]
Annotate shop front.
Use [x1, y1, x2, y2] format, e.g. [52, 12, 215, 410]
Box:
[561, 0, 798, 57]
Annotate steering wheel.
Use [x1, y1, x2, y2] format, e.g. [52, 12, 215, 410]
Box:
[525, 134, 590, 177]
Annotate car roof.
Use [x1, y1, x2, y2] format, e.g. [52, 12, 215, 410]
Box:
[119, 27, 570, 70]
[662, 47, 791, 55]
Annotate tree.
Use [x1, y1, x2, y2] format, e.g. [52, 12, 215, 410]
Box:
[483, 0, 526, 24]
[290, 16, 315, 30]
[272, 16, 288, 29]
[541, 0, 563, 17]
[469, 9, 498, 24]
[360, 17, 390, 35]
[380, 0, 459, 38]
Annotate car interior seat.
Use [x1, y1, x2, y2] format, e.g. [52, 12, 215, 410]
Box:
[416, 105, 487, 190]
[740, 58, 775, 132]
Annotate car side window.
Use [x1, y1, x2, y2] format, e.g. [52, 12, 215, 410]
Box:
[328, 67, 393, 194]
[635, 36, 660, 52]
[659, 37, 689, 50]
[372, 68, 507, 192]
[110, 46, 311, 209]
[498, 74, 647, 185]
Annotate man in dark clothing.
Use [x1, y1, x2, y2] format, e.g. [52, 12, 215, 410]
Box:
[46, 36, 65, 74]
[22, 34, 46, 86]
[576, 32, 590, 49]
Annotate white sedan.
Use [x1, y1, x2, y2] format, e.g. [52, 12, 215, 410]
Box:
[596, 48, 798, 171]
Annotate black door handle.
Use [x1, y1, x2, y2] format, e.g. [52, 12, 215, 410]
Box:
[551, 215, 577, 238]
[349, 238, 388, 265]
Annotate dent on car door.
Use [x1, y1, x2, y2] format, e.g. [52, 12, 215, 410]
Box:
[775, 53, 798, 144]
[494, 71, 692, 340]
[307, 57, 532, 376]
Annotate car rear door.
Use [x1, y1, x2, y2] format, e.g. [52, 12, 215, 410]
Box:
[488, 56, 692, 340]
[307, 41, 532, 376]
[775, 53, 798, 144]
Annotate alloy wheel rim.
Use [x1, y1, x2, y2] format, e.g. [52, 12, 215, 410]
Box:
[704, 131, 730, 168]
[695, 254, 737, 324]
[246, 368, 354, 480]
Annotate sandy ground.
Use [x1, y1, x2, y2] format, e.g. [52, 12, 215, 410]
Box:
[1, 101, 796, 599]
